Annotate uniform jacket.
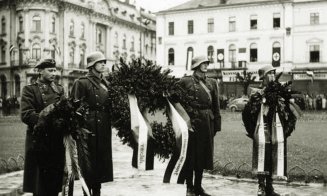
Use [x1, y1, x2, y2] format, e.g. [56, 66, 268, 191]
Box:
[71, 72, 113, 186]
[178, 72, 221, 170]
[20, 80, 65, 194]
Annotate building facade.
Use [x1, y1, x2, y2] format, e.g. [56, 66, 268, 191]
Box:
[156, 0, 327, 95]
[0, 0, 156, 100]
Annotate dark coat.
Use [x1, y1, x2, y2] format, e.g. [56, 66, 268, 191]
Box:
[178, 74, 221, 170]
[71, 72, 113, 187]
[20, 81, 65, 194]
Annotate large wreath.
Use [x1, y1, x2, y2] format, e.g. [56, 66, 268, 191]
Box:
[242, 73, 303, 139]
[107, 58, 188, 160]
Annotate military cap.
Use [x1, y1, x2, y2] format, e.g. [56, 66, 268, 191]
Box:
[35, 59, 56, 69]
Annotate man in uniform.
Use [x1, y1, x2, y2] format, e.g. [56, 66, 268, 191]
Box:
[71, 51, 113, 196]
[179, 56, 221, 196]
[20, 59, 65, 196]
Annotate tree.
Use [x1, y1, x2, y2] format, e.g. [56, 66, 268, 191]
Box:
[236, 70, 256, 96]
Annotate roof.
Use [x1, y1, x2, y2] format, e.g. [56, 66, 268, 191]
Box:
[158, 0, 321, 13]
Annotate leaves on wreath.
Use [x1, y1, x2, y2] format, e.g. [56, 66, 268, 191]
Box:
[107, 58, 188, 159]
[242, 79, 302, 139]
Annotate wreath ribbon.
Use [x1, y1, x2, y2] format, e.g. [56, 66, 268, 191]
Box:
[128, 94, 151, 170]
[272, 110, 286, 179]
[163, 100, 189, 183]
[256, 104, 266, 174]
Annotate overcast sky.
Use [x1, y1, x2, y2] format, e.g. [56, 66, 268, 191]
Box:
[135, 0, 190, 12]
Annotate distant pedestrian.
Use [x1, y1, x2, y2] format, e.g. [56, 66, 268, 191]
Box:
[20, 59, 65, 196]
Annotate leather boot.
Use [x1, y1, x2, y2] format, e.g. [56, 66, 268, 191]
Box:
[194, 187, 211, 196]
[266, 177, 280, 196]
[186, 185, 195, 196]
[257, 175, 266, 196]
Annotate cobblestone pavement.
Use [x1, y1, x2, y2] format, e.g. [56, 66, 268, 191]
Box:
[1, 131, 326, 196]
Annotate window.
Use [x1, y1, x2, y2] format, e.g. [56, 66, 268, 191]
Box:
[208, 18, 214, 33]
[19, 16, 23, 33]
[207, 46, 214, 63]
[229, 44, 236, 68]
[51, 17, 55, 33]
[250, 43, 257, 62]
[168, 48, 174, 65]
[69, 47, 75, 65]
[250, 15, 257, 30]
[79, 49, 85, 69]
[131, 36, 135, 51]
[81, 23, 85, 39]
[310, 45, 320, 62]
[123, 34, 126, 49]
[97, 28, 102, 44]
[229, 17, 236, 32]
[1, 45, 5, 63]
[19, 44, 23, 65]
[115, 32, 118, 47]
[145, 44, 148, 55]
[32, 15, 41, 32]
[50, 45, 55, 59]
[1, 17, 5, 34]
[186, 47, 194, 70]
[69, 20, 74, 37]
[188, 20, 193, 34]
[14, 75, 20, 97]
[32, 44, 41, 60]
[273, 13, 280, 28]
[158, 37, 162, 45]
[168, 22, 174, 35]
[310, 13, 319, 25]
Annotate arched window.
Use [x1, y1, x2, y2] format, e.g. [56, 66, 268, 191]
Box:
[32, 15, 41, 32]
[115, 32, 118, 47]
[69, 20, 74, 36]
[250, 43, 257, 62]
[50, 45, 56, 59]
[51, 16, 55, 33]
[32, 44, 41, 60]
[81, 23, 85, 39]
[18, 16, 23, 33]
[14, 74, 20, 97]
[207, 45, 214, 63]
[229, 44, 236, 68]
[186, 47, 194, 70]
[131, 36, 135, 51]
[1, 16, 5, 34]
[168, 48, 174, 65]
[123, 34, 126, 49]
[272, 42, 281, 66]
[145, 44, 148, 55]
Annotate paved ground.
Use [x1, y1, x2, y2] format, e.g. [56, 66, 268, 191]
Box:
[1, 130, 326, 196]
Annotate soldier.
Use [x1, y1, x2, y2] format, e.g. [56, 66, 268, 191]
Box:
[244, 65, 282, 196]
[20, 59, 65, 196]
[71, 51, 113, 196]
[179, 56, 221, 196]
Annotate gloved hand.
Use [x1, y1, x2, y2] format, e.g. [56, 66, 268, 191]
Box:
[39, 103, 55, 118]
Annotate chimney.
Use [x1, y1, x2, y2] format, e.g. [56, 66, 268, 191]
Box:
[220, 0, 227, 4]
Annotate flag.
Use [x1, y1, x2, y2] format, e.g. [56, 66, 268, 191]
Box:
[306, 70, 314, 83]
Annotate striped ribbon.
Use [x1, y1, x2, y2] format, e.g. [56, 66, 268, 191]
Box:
[128, 94, 150, 170]
[257, 104, 266, 174]
[272, 110, 286, 179]
[163, 100, 190, 183]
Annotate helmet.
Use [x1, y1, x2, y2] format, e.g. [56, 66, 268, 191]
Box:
[258, 65, 276, 80]
[191, 56, 210, 70]
[86, 51, 107, 68]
